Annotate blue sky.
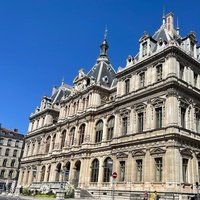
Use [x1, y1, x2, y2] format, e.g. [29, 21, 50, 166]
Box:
[0, 0, 200, 134]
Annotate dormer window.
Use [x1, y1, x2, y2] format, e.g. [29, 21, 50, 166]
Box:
[142, 42, 147, 57]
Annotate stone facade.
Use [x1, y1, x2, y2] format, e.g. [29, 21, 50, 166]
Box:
[0, 124, 24, 192]
[18, 12, 200, 199]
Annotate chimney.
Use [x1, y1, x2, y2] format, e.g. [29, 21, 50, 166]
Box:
[166, 12, 174, 36]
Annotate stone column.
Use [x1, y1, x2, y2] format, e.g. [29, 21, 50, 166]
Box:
[17, 169, 23, 186]
[27, 169, 33, 186]
[165, 95, 179, 126]
[113, 112, 120, 138]
[49, 163, 57, 182]
[68, 160, 75, 184]
[98, 158, 104, 187]
[23, 143, 28, 157]
[102, 117, 107, 142]
[33, 141, 38, 155]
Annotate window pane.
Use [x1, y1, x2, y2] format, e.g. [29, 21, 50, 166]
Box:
[138, 113, 144, 132]
[136, 159, 142, 182]
[155, 107, 162, 128]
[119, 161, 125, 182]
[182, 158, 188, 183]
[155, 158, 162, 182]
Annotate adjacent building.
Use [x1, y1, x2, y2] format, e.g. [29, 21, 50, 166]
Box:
[17, 12, 200, 199]
[0, 124, 24, 192]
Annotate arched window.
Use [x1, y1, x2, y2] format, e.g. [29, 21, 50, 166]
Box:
[46, 165, 51, 182]
[11, 160, 16, 167]
[52, 134, 56, 150]
[91, 159, 99, 182]
[103, 157, 112, 182]
[107, 116, 115, 140]
[15, 140, 19, 147]
[79, 124, 85, 145]
[5, 148, 10, 156]
[3, 159, 7, 167]
[45, 136, 51, 153]
[60, 130, 66, 149]
[40, 166, 46, 182]
[13, 149, 17, 157]
[95, 120, 103, 143]
[7, 139, 12, 146]
[0, 170, 5, 178]
[55, 163, 61, 182]
[64, 162, 70, 181]
[8, 170, 13, 179]
[69, 127, 75, 147]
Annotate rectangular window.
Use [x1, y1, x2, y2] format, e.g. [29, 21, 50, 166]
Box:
[140, 72, 145, 88]
[155, 158, 162, 182]
[182, 158, 188, 183]
[122, 117, 128, 135]
[138, 112, 144, 132]
[119, 161, 125, 182]
[13, 150, 17, 157]
[181, 107, 186, 128]
[155, 107, 162, 128]
[5, 149, 9, 156]
[194, 72, 198, 87]
[136, 159, 143, 182]
[125, 79, 130, 94]
[180, 64, 184, 80]
[142, 42, 147, 57]
[196, 113, 200, 133]
[156, 65, 162, 81]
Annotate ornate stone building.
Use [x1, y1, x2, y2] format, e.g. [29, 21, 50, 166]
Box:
[18, 12, 200, 199]
[0, 124, 24, 192]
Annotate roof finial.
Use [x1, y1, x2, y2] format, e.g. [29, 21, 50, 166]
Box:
[61, 77, 64, 86]
[162, 6, 166, 26]
[176, 17, 180, 35]
[104, 25, 108, 40]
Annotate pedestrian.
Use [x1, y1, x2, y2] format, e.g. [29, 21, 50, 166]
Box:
[143, 191, 148, 200]
[150, 191, 158, 200]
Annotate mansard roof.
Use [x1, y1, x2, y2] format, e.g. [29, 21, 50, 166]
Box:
[87, 39, 116, 88]
[87, 60, 116, 88]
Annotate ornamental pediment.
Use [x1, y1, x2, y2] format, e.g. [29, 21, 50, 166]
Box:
[150, 147, 166, 155]
[180, 148, 193, 158]
[151, 98, 165, 106]
[116, 152, 128, 159]
[132, 150, 146, 157]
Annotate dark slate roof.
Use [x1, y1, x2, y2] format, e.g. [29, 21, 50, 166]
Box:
[87, 61, 116, 88]
[0, 127, 24, 138]
[51, 83, 71, 104]
[153, 28, 171, 42]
